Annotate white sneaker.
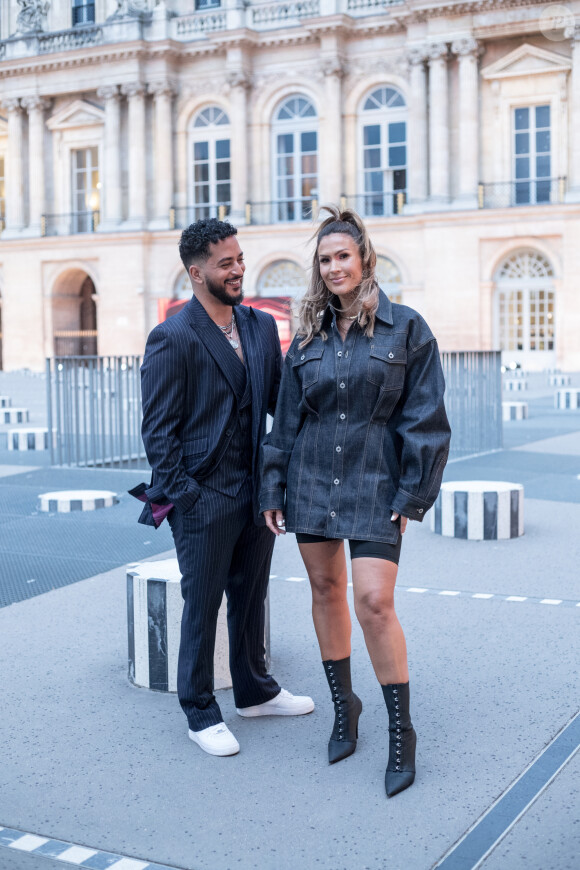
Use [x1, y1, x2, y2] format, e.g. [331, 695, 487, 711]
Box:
[236, 688, 315, 718]
[188, 723, 240, 756]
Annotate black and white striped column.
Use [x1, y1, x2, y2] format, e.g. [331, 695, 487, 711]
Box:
[431, 481, 524, 540]
[502, 401, 528, 422]
[2, 407, 29, 424]
[9, 428, 54, 451]
[549, 374, 571, 387]
[555, 389, 580, 410]
[0, 396, 11, 408]
[126, 559, 233, 693]
[38, 490, 118, 512]
[504, 380, 528, 392]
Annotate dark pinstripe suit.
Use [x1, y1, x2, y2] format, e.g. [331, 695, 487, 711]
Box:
[140, 295, 282, 731]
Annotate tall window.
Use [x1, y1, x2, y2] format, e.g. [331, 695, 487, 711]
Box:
[196, 0, 221, 7]
[376, 256, 402, 304]
[72, 1, 95, 25]
[513, 105, 551, 205]
[71, 147, 99, 233]
[191, 106, 231, 220]
[496, 250, 555, 358]
[272, 95, 318, 222]
[359, 87, 407, 217]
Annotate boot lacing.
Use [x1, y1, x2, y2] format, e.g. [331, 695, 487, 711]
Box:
[393, 686, 402, 771]
[327, 665, 344, 741]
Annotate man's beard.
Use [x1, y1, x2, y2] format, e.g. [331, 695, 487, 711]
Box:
[206, 275, 244, 307]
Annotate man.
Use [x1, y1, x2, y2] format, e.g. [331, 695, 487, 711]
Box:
[139, 219, 314, 756]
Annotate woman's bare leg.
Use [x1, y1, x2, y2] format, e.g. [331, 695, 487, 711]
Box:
[298, 540, 351, 660]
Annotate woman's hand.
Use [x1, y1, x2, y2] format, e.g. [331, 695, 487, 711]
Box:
[263, 509, 286, 536]
[391, 512, 408, 534]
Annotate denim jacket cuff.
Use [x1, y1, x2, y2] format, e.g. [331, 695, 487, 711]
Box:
[391, 488, 431, 522]
[259, 487, 285, 514]
[173, 477, 202, 513]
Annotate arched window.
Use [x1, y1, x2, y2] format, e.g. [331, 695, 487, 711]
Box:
[190, 106, 231, 221]
[258, 260, 308, 298]
[495, 250, 555, 362]
[376, 256, 402, 304]
[358, 86, 407, 217]
[272, 95, 318, 223]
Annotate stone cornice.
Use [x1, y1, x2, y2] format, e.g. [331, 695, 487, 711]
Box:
[406, 0, 551, 20]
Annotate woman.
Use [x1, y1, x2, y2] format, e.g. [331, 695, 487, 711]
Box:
[259, 207, 451, 797]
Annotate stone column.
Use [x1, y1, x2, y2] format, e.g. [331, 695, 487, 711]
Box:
[22, 96, 51, 234]
[321, 59, 344, 206]
[97, 85, 123, 229]
[427, 42, 450, 204]
[4, 99, 25, 233]
[149, 81, 175, 228]
[406, 47, 428, 207]
[452, 37, 480, 206]
[121, 82, 147, 228]
[227, 72, 250, 224]
[565, 24, 580, 200]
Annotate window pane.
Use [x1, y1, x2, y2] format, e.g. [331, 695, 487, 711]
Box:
[90, 147, 98, 165]
[75, 150, 86, 169]
[365, 171, 383, 193]
[216, 161, 230, 181]
[389, 145, 406, 167]
[515, 157, 529, 179]
[515, 182, 530, 204]
[302, 177, 316, 197]
[194, 164, 209, 182]
[514, 108, 529, 130]
[215, 139, 230, 159]
[301, 131, 317, 152]
[216, 183, 230, 202]
[277, 133, 294, 154]
[364, 125, 380, 147]
[194, 141, 209, 161]
[536, 130, 550, 153]
[302, 154, 317, 174]
[515, 132, 529, 155]
[195, 185, 210, 204]
[364, 148, 381, 169]
[277, 156, 293, 176]
[535, 179, 551, 202]
[393, 169, 406, 191]
[388, 122, 406, 144]
[536, 105, 550, 128]
[536, 155, 551, 178]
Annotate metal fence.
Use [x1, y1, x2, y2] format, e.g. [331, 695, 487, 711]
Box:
[46, 350, 502, 467]
[46, 356, 145, 467]
[441, 351, 502, 459]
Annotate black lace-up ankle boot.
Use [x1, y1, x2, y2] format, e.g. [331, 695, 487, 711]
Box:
[322, 657, 363, 764]
[381, 682, 416, 797]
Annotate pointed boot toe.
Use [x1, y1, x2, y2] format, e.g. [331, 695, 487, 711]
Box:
[385, 767, 415, 797]
[328, 735, 357, 764]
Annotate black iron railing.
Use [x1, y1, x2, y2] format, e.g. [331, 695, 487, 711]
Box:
[478, 178, 566, 209]
[41, 211, 100, 236]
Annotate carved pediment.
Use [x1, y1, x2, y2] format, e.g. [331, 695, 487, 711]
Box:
[47, 99, 105, 131]
[482, 44, 571, 80]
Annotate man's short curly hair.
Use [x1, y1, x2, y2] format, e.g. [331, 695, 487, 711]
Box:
[179, 219, 238, 270]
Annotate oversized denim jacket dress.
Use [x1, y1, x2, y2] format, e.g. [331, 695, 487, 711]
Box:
[259, 289, 451, 543]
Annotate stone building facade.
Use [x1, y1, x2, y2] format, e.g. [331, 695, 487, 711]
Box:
[0, 0, 579, 371]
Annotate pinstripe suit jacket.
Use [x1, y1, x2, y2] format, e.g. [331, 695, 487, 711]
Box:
[140, 294, 282, 524]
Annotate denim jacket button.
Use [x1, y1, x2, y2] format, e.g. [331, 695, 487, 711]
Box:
[335, 446, 341, 452]
[388, 352, 394, 359]
[337, 351, 342, 357]
[340, 413, 346, 420]
[330, 511, 336, 518]
[300, 354, 305, 360]
[417, 508, 424, 514]
[339, 382, 345, 389]
[334, 479, 340, 485]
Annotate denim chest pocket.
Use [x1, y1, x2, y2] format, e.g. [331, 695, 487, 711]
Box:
[292, 346, 324, 387]
[367, 343, 407, 390]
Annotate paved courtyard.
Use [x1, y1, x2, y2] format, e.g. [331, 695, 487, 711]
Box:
[0, 371, 578, 870]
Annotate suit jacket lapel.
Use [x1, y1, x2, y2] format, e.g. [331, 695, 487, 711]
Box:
[235, 305, 264, 449]
[184, 296, 246, 399]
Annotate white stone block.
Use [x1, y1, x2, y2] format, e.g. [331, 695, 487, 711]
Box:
[1, 407, 29, 424]
[9, 428, 55, 451]
[555, 389, 580, 410]
[504, 380, 528, 391]
[549, 374, 571, 386]
[502, 401, 528, 421]
[38, 489, 118, 512]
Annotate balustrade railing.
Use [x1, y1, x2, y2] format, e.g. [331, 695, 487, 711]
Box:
[245, 198, 318, 225]
[38, 23, 104, 53]
[251, 0, 320, 26]
[169, 204, 231, 229]
[174, 10, 227, 36]
[42, 211, 100, 236]
[343, 191, 406, 217]
[478, 178, 566, 209]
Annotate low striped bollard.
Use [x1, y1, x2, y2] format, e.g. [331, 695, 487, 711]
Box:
[0, 396, 11, 408]
[502, 401, 528, 422]
[38, 490, 118, 512]
[9, 428, 54, 451]
[555, 389, 580, 410]
[2, 407, 29, 424]
[504, 379, 527, 392]
[431, 481, 524, 540]
[549, 374, 571, 387]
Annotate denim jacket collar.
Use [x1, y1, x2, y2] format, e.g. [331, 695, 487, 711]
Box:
[322, 287, 393, 331]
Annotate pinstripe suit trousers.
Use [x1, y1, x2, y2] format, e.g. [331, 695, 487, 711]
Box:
[168, 475, 279, 731]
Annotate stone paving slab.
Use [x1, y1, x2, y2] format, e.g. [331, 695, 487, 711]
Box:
[513, 430, 580, 456]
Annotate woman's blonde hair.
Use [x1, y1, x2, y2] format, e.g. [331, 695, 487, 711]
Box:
[297, 205, 379, 347]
